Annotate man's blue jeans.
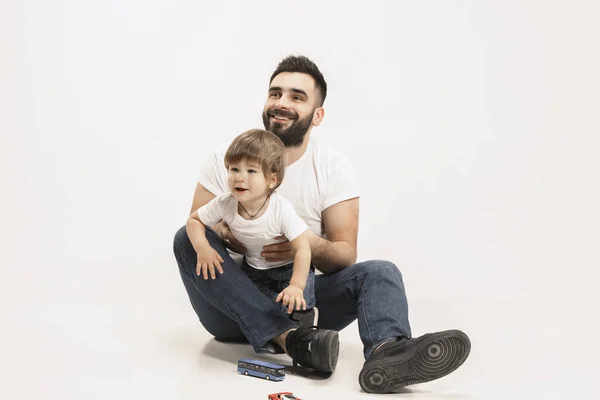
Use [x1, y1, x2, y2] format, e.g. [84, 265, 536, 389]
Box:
[173, 225, 412, 358]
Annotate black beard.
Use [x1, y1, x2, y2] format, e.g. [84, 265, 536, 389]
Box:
[262, 109, 313, 148]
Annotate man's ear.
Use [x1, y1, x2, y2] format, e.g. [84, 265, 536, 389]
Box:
[312, 107, 325, 127]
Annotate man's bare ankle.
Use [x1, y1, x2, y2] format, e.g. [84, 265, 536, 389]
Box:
[273, 328, 295, 353]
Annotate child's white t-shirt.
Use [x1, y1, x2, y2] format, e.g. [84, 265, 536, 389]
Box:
[197, 137, 360, 239]
[197, 192, 308, 270]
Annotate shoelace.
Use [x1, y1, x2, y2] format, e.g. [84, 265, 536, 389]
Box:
[287, 326, 318, 367]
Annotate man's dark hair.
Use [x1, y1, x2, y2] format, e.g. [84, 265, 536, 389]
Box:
[270, 55, 327, 106]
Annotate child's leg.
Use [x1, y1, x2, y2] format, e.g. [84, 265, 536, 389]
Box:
[272, 263, 316, 308]
[239, 259, 283, 302]
[240, 261, 304, 313]
[286, 266, 317, 328]
[270, 263, 316, 320]
[240, 262, 317, 324]
[300, 265, 316, 308]
[239, 262, 338, 371]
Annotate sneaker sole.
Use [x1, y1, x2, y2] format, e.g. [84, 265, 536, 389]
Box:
[313, 330, 339, 373]
[359, 330, 471, 393]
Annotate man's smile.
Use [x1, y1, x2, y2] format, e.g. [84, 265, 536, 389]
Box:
[268, 109, 297, 123]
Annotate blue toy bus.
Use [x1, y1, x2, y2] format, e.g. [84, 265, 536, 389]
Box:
[237, 358, 286, 381]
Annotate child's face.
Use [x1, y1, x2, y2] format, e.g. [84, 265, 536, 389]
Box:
[227, 158, 277, 203]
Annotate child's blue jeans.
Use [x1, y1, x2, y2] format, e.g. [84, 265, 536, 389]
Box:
[240, 259, 316, 313]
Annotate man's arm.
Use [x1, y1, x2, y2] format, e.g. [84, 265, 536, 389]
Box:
[262, 198, 359, 274]
[190, 183, 216, 215]
[189, 182, 246, 254]
[309, 198, 359, 274]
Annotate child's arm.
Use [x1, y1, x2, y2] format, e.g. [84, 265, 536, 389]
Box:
[186, 212, 224, 280]
[276, 230, 311, 314]
[289, 231, 311, 290]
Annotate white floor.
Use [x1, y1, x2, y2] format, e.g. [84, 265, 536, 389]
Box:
[2, 249, 597, 400]
[3, 2, 599, 398]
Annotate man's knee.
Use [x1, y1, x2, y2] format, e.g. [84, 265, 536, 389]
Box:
[356, 260, 404, 283]
[173, 225, 189, 251]
[173, 225, 195, 272]
[380, 260, 403, 280]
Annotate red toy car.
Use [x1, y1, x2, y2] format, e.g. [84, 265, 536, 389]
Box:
[268, 392, 301, 400]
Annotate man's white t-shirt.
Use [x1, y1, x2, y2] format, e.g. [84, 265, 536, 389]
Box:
[198, 136, 360, 239]
[197, 192, 308, 270]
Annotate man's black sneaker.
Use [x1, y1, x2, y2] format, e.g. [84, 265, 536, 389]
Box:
[286, 326, 339, 373]
[359, 329, 471, 393]
[289, 307, 318, 329]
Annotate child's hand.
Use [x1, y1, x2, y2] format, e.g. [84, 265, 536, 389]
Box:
[196, 246, 224, 280]
[276, 285, 306, 314]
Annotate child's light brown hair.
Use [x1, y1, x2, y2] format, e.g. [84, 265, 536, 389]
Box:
[224, 129, 287, 192]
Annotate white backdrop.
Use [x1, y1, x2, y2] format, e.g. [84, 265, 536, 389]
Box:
[2, 1, 599, 399]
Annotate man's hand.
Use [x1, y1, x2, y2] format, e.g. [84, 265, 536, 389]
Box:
[196, 245, 225, 280]
[215, 221, 247, 255]
[275, 284, 306, 314]
[262, 235, 296, 262]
